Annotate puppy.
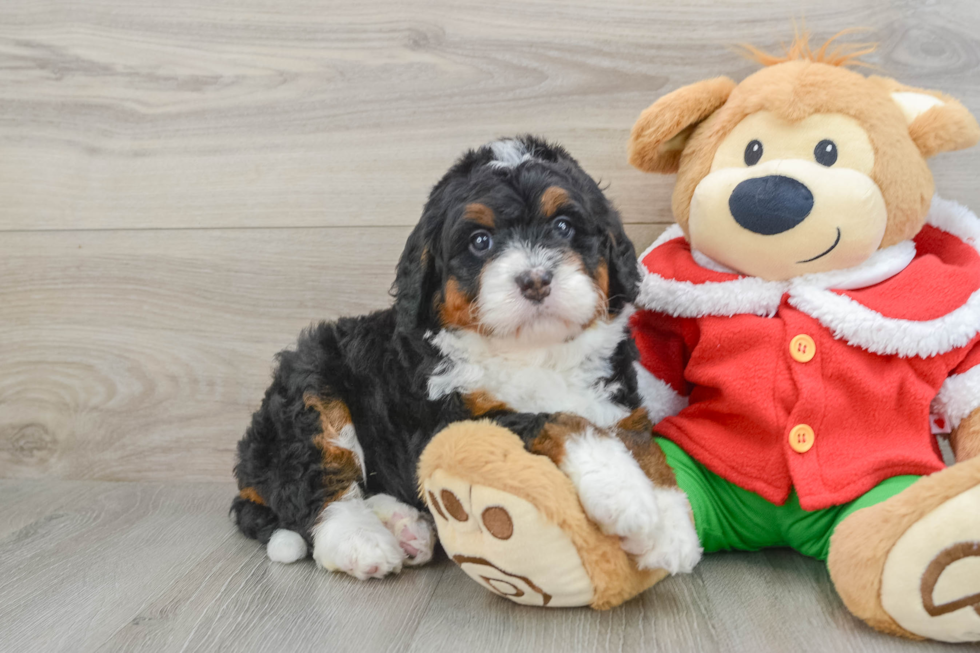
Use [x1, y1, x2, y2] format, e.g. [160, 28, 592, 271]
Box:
[231, 136, 700, 580]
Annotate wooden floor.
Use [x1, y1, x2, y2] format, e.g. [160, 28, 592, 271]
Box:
[2, 0, 980, 651]
[0, 479, 963, 653]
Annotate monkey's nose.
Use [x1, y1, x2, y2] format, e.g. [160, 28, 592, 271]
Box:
[515, 269, 553, 303]
[729, 175, 814, 235]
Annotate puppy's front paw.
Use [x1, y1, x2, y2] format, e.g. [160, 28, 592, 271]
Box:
[562, 431, 660, 552]
[366, 494, 437, 566]
[635, 488, 702, 574]
[312, 500, 405, 580]
[562, 431, 701, 574]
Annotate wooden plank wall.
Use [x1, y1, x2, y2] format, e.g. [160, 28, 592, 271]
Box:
[2, 0, 979, 481]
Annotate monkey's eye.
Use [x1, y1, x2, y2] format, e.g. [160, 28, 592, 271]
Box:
[551, 217, 575, 239]
[469, 230, 493, 256]
[814, 139, 838, 166]
[744, 140, 763, 166]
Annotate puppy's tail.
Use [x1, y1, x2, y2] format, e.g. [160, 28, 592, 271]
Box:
[230, 492, 279, 544]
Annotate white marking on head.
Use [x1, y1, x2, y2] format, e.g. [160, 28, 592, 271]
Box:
[476, 241, 599, 343]
[488, 139, 535, 169]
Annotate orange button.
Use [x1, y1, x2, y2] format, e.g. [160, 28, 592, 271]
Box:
[789, 424, 815, 453]
[790, 334, 816, 363]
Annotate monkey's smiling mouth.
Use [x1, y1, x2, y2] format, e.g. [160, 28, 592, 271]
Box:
[797, 227, 841, 264]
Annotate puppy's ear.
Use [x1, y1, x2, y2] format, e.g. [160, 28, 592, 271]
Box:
[871, 76, 980, 159]
[604, 210, 640, 314]
[628, 77, 736, 174]
[392, 214, 440, 332]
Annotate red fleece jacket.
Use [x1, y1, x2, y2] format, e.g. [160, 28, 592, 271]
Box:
[632, 198, 980, 510]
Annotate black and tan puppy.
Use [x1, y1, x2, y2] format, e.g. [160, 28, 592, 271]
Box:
[232, 136, 700, 580]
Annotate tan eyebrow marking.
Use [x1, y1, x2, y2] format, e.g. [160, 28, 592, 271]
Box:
[540, 186, 569, 218]
[463, 203, 495, 228]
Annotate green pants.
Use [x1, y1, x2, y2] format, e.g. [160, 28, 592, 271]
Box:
[656, 438, 919, 560]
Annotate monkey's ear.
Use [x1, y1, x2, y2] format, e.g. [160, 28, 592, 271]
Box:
[628, 77, 736, 174]
[872, 76, 980, 159]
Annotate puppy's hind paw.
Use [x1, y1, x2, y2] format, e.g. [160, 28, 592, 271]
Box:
[366, 494, 436, 566]
[312, 500, 405, 580]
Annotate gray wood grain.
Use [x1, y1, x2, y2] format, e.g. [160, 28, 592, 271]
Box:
[2, 1, 980, 650]
[0, 0, 979, 232]
[0, 481, 962, 653]
[0, 481, 238, 651]
[0, 224, 663, 482]
[2, 0, 980, 483]
[0, 226, 405, 481]
[0, 479, 102, 539]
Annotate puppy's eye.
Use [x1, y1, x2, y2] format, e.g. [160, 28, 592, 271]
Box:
[814, 139, 838, 167]
[469, 229, 493, 255]
[744, 140, 763, 166]
[551, 217, 575, 239]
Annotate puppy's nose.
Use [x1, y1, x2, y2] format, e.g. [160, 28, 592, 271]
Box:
[728, 175, 814, 235]
[515, 269, 553, 303]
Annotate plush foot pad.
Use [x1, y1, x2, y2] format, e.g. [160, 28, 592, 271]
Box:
[424, 469, 594, 606]
[881, 483, 980, 642]
[418, 421, 668, 610]
[830, 457, 980, 643]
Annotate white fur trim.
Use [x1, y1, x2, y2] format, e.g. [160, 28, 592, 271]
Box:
[637, 196, 980, 357]
[789, 198, 980, 358]
[633, 363, 688, 424]
[933, 365, 980, 429]
[638, 239, 915, 318]
[787, 281, 980, 358]
[266, 529, 308, 563]
[638, 271, 786, 318]
[793, 240, 916, 291]
[926, 196, 980, 249]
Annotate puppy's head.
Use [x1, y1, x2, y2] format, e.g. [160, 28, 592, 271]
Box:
[393, 136, 638, 343]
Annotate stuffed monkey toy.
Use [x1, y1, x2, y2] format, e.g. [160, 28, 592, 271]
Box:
[418, 32, 980, 643]
[627, 34, 980, 643]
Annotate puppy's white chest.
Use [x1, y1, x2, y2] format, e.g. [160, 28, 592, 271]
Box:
[427, 315, 632, 428]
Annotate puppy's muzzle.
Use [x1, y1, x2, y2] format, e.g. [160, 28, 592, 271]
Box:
[728, 175, 814, 235]
[515, 269, 553, 303]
